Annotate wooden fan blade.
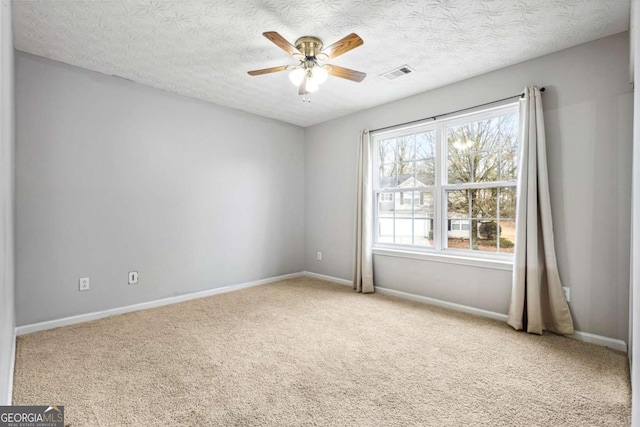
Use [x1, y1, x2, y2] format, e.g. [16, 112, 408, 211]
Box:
[298, 78, 309, 95]
[263, 31, 302, 57]
[247, 65, 289, 76]
[320, 33, 363, 59]
[327, 65, 366, 82]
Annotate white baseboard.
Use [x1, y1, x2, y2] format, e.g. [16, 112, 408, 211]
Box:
[16, 272, 304, 336]
[375, 286, 509, 322]
[568, 331, 627, 353]
[367, 283, 628, 352]
[302, 271, 352, 287]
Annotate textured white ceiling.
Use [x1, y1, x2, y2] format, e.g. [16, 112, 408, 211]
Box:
[13, 0, 630, 127]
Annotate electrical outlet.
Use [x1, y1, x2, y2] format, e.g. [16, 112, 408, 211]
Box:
[128, 271, 138, 285]
[562, 286, 570, 302]
[317, 251, 322, 261]
[79, 277, 90, 291]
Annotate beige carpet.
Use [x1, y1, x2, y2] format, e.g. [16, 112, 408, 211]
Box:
[13, 277, 630, 426]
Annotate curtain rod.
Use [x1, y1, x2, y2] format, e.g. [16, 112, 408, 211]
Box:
[370, 87, 545, 134]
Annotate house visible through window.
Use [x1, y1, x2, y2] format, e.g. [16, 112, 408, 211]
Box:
[373, 103, 519, 257]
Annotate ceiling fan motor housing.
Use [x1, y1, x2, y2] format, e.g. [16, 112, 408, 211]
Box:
[295, 36, 323, 59]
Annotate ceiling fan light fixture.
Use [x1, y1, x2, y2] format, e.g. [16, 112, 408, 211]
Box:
[306, 74, 319, 93]
[289, 68, 305, 86]
[312, 65, 329, 85]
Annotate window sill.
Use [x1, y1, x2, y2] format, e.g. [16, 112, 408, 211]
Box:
[372, 247, 513, 271]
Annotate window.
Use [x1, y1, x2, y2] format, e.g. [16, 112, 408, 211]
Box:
[448, 219, 470, 231]
[373, 104, 519, 258]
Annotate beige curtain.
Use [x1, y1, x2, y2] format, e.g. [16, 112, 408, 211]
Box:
[353, 130, 374, 293]
[507, 87, 574, 335]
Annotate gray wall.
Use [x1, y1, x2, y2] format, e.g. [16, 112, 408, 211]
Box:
[305, 32, 633, 341]
[15, 53, 305, 326]
[0, 0, 15, 405]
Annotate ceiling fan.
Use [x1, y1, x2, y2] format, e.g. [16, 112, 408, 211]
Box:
[248, 32, 366, 96]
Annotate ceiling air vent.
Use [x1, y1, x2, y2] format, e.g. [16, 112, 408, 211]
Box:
[380, 65, 415, 81]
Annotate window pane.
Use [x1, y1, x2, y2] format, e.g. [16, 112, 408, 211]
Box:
[379, 164, 397, 189]
[478, 239, 498, 252]
[471, 188, 497, 218]
[414, 219, 433, 247]
[499, 114, 519, 148]
[477, 220, 498, 253]
[448, 190, 469, 218]
[474, 150, 500, 183]
[447, 127, 474, 155]
[499, 187, 516, 218]
[415, 160, 435, 186]
[395, 191, 412, 216]
[395, 219, 412, 245]
[415, 191, 433, 218]
[498, 219, 516, 253]
[449, 114, 518, 152]
[416, 131, 436, 159]
[447, 190, 471, 250]
[448, 223, 471, 250]
[379, 138, 396, 164]
[377, 218, 394, 243]
[448, 113, 518, 184]
[378, 192, 394, 217]
[500, 149, 517, 181]
[396, 135, 415, 162]
[448, 155, 472, 184]
[398, 161, 415, 186]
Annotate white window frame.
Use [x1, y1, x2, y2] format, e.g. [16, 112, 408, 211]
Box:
[372, 102, 519, 265]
